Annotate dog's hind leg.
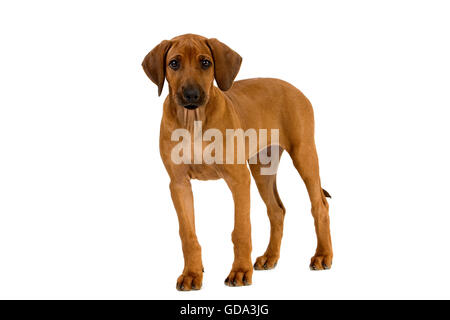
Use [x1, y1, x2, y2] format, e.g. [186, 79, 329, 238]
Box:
[289, 142, 333, 270]
[250, 147, 286, 270]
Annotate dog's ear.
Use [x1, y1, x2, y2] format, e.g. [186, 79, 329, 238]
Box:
[142, 40, 171, 96]
[206, 38, 242, 91]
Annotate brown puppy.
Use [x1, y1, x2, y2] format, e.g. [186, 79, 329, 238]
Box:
[142, 34, 332, 291]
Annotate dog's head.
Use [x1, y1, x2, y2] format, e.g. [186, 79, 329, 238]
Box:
[142, 34, 242, 110]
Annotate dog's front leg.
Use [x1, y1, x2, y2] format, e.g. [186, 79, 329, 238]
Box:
[170, 180, 203, 291]
[222, 165, 253, 287]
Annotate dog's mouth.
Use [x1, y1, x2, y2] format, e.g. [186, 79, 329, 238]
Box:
[183, 104, 199, 110]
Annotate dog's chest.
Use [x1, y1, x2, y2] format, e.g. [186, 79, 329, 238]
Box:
[187, 163, 221, 181]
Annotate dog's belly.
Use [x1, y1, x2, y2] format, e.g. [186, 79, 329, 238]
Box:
[187, 164, 221, 181]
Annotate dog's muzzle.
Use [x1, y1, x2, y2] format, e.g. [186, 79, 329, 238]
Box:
[184, 104, 200, 110]
[178, 85, 204, 110]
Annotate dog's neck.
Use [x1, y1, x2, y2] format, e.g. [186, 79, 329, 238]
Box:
[177, 104, 206, 132]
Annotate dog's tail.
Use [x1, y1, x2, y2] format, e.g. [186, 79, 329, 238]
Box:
[322, 188, 332, 199]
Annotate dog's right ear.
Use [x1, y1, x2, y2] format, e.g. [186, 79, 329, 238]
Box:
[142, 40, 171, 96]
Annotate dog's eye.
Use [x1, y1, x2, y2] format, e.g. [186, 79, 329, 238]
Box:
[201, 59, 211, 69]
[169, 60, 179, 70]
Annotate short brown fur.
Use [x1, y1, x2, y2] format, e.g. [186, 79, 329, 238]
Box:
[142, 34, 333, 290]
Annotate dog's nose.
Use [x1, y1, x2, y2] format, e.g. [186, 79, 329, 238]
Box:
[183, 86, 200, 104]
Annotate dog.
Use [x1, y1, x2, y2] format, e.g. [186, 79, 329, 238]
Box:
[142, 34, 332, 291]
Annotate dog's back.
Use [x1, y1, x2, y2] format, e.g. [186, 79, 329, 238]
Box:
[225, 77, 315, 153]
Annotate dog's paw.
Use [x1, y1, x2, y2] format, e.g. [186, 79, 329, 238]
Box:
[176, 271, 203, 291]
[253, 254, 279, 270]
[224, 267, 253, 287]
[309, 254, 333, 271]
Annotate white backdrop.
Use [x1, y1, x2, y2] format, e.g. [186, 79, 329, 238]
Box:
[1, 0, 449, 299]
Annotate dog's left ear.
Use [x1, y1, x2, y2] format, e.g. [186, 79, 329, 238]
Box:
[206, 38, 242, 91]
[142, 40, 171, 96]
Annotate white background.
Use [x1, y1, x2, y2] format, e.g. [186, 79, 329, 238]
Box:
[1, 0, 449, 299]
